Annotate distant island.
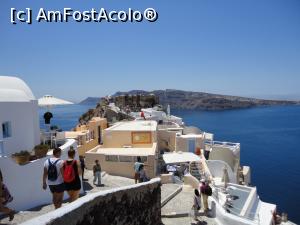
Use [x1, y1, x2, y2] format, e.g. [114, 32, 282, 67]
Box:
[79, 89, 299, 110]
[79, 97, 101, 105]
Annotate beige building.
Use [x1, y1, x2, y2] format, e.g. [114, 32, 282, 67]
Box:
[64, 117, 107, 156]
[85, 120, 159, 179]
[157, 122, 183, 152]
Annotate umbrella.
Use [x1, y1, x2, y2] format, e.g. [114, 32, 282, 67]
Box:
[38, 95, 73, 109]
[38, 95, 74, 128]
[222, 166, 229, 189]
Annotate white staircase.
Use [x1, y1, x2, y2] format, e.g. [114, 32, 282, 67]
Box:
[189, 161, 204, 181]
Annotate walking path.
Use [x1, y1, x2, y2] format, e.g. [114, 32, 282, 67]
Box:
[161, 185, 217, 225]
[1, 170, 217, 225]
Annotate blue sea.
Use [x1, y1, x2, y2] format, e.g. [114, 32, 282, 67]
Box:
[39, 105, 300, 223]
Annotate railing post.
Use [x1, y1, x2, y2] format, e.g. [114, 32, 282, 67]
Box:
[0, 140, 4, 156]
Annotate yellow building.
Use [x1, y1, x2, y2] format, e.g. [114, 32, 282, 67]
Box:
[85, 120, 158, 179]
[64, 117, 107, 156]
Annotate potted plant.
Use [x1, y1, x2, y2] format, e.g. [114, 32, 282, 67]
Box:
[12, 150, 31, 165]
[34, 144, 49, 158]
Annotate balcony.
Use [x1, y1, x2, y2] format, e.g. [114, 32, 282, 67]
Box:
[205, 140, 240, 156]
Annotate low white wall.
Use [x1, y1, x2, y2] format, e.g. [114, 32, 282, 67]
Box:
[0, 139, 78, 211]
[184, 174, 199, 189]
[209, 197, 258, 225]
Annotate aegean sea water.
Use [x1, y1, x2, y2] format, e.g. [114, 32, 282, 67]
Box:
[39, 104, 300, 223]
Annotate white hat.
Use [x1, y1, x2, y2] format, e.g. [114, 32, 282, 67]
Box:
[200, 178, 206, 183]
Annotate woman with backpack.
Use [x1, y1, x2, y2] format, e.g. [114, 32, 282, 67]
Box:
[200, 178, 212, 215]
[63, 147, 81, 202]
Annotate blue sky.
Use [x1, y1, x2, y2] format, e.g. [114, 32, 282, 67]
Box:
[1, 0, 300, 102]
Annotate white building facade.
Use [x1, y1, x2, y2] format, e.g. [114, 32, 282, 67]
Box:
[0, 76, 40, 156]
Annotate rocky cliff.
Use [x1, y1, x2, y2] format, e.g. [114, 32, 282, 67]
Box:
[78, 89, 299, 124]
[113, 89, 299, 110]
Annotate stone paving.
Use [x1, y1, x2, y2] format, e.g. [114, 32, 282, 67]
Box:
[161, 183, 181, 202]
[161, 185, 217, 225]
[162, 216, 217, 225]
[1, 171, 217, 225]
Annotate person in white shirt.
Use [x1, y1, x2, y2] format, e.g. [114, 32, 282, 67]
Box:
[42, 147, 65, 209]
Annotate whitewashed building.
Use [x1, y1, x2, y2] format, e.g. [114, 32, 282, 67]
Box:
[0, 76, 40, 155]
[0, 76, 78, 211]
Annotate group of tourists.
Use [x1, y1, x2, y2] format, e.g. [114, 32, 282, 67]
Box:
[43, 148, 103, 207]
[133, 157, 149, 183]
[42, 147, 82, 209]
[0, 145, 103, 222]
[192, 178, 212, 221]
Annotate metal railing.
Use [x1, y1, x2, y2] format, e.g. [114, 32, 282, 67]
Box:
[0, 140, 4, 156]
[205, 140, 240, 149]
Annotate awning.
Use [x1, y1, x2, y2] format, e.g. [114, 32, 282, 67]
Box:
[163, 152, 201, 164]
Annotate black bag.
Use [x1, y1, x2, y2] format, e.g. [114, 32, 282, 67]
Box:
[205, 185, 212, 196]
[2, 183, 13, 205]
[48, 159, 59, 181]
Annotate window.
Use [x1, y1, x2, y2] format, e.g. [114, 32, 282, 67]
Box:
[105, 155, 119, 162]
[131, 132, 152, 144]
[119, 156, 133, 162]
[77, 136, 83, 146]
[2, 122, 12, 138]
[134, 156, 147, 163]
[90, 130, 95, 140]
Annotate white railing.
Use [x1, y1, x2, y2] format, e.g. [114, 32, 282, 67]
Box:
[206, 140, 240, 149]
[0, 140, 4, 156]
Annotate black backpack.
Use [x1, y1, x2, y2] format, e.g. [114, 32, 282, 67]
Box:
[48, 159, 60, 181]
[205, 185, 212, 196]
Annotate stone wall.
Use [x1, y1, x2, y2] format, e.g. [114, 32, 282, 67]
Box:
[22, 178, 162, 225]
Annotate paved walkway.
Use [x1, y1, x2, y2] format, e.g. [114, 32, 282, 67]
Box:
[162, 185, 217, 225]
[1, 172, 217, 225]
[0, 170, 134, 225]
[161, 183, 181, 202]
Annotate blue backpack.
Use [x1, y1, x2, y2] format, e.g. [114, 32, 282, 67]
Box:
[48, 159, 60, 181]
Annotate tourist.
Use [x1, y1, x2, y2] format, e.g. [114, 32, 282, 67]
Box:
[79, 155, 86, 180]
[134, 156, 143, 184]
[93, 160, 102, 186]
[140, 111, 146, 120]
[139, 164, 149, 182]
[63, 148, 81, 202]
[193, 189, 201, 221]
[43, 111, 53, 131]
[0, 169, 14, 221]
[43, 147, 65, 209]
[204, 148, 210, 160]
[200, 178, 209, 215]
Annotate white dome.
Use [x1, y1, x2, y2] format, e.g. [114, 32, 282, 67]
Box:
[0, 76, 35, 102]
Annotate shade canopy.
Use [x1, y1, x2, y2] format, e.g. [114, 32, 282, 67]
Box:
[38, 95, 73, 107]
[163, 152, 201, 164]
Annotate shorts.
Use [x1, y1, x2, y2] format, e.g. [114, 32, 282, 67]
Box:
[65, 177, 81, 191]
[49, 183, 65, 193]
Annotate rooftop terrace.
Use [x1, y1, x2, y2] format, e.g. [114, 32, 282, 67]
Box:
[106, 121, 157, 131]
